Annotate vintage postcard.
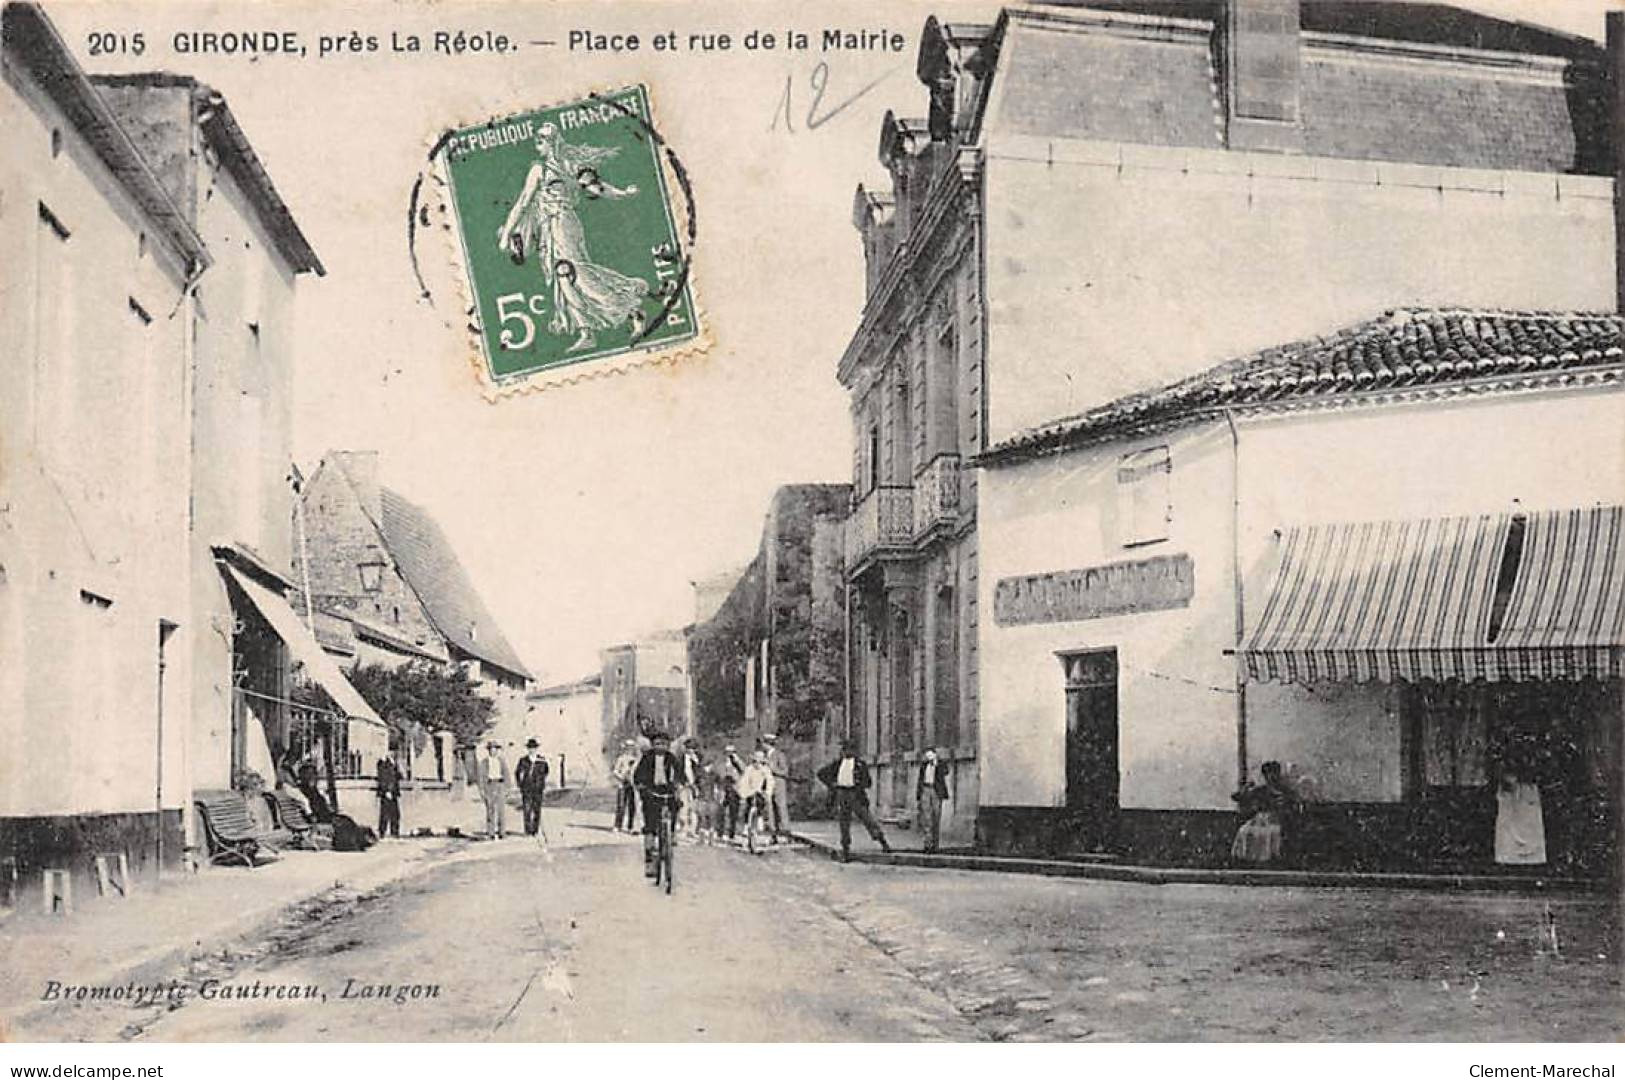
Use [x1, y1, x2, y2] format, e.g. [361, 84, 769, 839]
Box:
[0, 0, 1621, 1060]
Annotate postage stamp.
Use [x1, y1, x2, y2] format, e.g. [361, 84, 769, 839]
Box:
[439, 85, 699, 387]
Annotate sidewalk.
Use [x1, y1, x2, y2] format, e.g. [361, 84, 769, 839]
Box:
[787, 820, 1601, 893]
[0, 805, 626, 1039]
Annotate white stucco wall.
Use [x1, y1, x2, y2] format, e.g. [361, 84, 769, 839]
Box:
[526, 684, 609, 787]
[979, 423, 1240, 811]
[188, 148, 304, 792]
[981, 134, 1615, 446]
[0, 63, 194, 820]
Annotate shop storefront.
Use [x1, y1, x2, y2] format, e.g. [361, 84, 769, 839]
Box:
[1241, 506, 1622, 875]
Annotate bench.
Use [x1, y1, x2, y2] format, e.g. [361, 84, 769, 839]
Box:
[264, 790, 329, 850]
[194, 791, 279, 867]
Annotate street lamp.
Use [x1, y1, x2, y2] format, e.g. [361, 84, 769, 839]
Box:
[357, 550, 387, 594]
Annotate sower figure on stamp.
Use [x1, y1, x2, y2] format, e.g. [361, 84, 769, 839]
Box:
[916, 748, 950, 854]
[817, 738, 892, 862]
[516, 738, 550, 838]
[496, 124, 649, 353]
[761, 732, 792, 844]
[478, 740, 510, 839]
[612, 739, 639, 833]
[375, 754, 402, 839]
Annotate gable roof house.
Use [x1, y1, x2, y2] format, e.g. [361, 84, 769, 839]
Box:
[294, 450, 533, 691]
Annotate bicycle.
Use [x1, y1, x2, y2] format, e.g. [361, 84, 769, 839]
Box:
[642, 789, 677, 894]
[744, 792, 767, 855]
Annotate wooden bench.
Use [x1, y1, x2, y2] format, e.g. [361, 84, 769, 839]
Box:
[194, 791, 278, 867]
[264, 790, 327, 850]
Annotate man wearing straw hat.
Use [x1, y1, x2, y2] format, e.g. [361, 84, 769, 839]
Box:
[479, 739, 510, 839]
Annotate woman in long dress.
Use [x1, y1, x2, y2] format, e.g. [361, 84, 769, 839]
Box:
[497, 124, 651, 352]
[1494, 765, 1547, 865]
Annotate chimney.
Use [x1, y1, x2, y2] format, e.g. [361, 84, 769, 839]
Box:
[330, 449, 382, 523]
[1224, 0, 1303, 154]
[1609, 11, 1625, 315]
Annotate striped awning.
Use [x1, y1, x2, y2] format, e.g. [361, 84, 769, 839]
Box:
[1242, 506, 1623, 684]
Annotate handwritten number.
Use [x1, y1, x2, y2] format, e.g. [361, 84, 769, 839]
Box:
[773, 64, 890, 134]
[770, 75, 795, 133]
[806, 63, 831, 130]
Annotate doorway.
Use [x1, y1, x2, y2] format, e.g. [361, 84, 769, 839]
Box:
[1060, 649, 1119, 851]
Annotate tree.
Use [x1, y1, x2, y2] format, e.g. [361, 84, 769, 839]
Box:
[296, 661, 497, 750]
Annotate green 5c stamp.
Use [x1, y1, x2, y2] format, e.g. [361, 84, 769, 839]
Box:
[440, 86, 698, 385]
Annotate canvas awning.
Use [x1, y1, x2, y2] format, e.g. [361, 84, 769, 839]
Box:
[1242, 506, 1623, 684]
[222, 564, 385, 727]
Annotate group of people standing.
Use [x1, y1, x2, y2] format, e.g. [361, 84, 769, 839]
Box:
[611, 731, 960, 864]
[611, 730, 794, 847]
[469, 738, 553, 839]
[810, 740, 953, 860]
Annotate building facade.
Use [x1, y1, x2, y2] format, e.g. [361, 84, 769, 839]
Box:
[294, 449, 534, 780]
[977, 310, 1623, 874]
[846, 1, 1614, 851]
[688, 484, 850, 814]
[0, 2, 206, 889]
[600, 636, 689, 755]
[89, 72, 340, 806]
[525, 675, 607, 788]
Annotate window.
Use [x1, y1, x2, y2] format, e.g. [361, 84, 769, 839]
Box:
[867, 425, 881, 494]
[1117, 446, 1171, 546]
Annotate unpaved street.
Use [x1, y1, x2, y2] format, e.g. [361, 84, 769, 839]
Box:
[20, 825, 1620, 1042]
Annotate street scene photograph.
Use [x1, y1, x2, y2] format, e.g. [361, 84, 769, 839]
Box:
[0, 0, 1621, 1057]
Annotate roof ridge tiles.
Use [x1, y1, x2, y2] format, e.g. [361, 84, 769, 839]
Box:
[985, 307, 1625, 461]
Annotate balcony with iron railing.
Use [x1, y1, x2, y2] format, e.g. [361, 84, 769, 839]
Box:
[912, 453, 961, 538]
[845, 485, 913, 572]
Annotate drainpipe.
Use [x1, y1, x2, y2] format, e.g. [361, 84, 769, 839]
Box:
[1225, 409, 1248, 788]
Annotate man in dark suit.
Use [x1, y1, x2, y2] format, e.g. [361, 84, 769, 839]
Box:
[375, 755, 402, 839]
[633, 728, 682, 878]
[515, 738, 551, 837]
[916, 747, 951, 853]
[816, 738, 892, 862]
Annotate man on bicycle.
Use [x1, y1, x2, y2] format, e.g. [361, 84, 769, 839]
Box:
[633, 727, 682, 877]
[737, 749, 774, 845]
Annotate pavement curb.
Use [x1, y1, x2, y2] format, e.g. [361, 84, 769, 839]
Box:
[787, 830, 1604, 894]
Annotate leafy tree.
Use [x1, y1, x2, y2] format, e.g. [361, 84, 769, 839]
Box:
[295, 661, 496, 750]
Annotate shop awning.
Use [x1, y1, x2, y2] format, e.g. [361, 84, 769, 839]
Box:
[222, 565, 385, 726]
[1242, 506, 1623, 684]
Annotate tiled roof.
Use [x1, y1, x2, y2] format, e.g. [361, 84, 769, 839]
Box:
[378, 488, 533, 681]
[983, 309, 1625, 463]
